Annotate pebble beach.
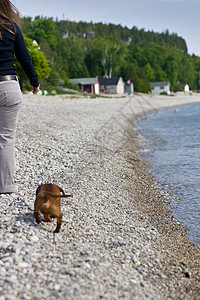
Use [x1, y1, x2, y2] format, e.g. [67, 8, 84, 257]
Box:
[0, 92, 200, 299]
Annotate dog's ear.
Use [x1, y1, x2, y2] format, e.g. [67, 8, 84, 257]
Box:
[36, 184, 43, 196]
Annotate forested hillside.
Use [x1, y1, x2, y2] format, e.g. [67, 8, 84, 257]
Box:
[20, 16, 200, 93]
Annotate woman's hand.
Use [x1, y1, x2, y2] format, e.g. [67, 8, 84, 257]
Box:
[32, 84, 40, 94]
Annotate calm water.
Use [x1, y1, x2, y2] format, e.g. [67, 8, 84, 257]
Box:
[136, 102, 200, 246]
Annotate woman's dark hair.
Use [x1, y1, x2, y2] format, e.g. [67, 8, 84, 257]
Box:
[0, 0, 21, 38]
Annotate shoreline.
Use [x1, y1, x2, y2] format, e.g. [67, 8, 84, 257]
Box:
[0, 93, 200, 299]
[125, 106, 200, 292]
[125, 94, 200, 289]
[133, 101, 200, 247]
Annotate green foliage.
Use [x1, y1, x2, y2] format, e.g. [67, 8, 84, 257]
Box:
[27, 16, 57, 49]
[67, 40, 90, 78]
[25, 37, 51, 79]
[144, 63, 154, 81]
[160, 91, 168, 95]
[14, 35, 50, 90]
[84, 37, 128, 78]
[20, 16, 200, 93]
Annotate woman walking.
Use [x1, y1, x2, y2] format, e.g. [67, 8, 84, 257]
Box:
[0, 0, 40, 194]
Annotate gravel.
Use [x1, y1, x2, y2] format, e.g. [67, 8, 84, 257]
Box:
[0, 92, 200, 299]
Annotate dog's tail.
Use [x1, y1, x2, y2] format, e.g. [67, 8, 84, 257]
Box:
[58, 186, 72, 198]
[40, 192, 73, 199]
[41, 193, 73, 209]
[48, 193, 73, 198]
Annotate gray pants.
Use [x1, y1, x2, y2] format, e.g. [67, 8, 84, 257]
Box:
[0, 80, 22, 193]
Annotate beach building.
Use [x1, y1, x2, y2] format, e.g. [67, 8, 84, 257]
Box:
[63, 30, 69, 39]
[124, 80, 134, 94]
[184, 84, 189, 93]
[150, 81, 170, 95]
[88, 31, 95, 38]
[99, 77, 125, 94]
[124, 37, 132, 45]
[69, 77, 100, 94]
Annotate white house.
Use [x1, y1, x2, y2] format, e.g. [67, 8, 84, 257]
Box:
[150, 81, 170, 95]
[99, 77, 125, 94]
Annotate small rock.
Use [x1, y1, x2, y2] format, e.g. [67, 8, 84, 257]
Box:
[30, 235, 39, 242]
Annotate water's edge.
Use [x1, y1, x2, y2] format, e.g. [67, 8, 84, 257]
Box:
[135, 103, 200, 247]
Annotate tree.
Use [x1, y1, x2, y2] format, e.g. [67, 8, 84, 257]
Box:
[120, 63, 137, 82]
[163, 56, 178, 89]
[85, 37, 127, 78]
[21, 16, 200, 92]
[190, 54, 200, 90]
[178, 56, 196, 89]
[144, 63, 154, 81]
[67, 39, 90, 78]
[27, 17, 57, 49]
[14, 35, 50, 90]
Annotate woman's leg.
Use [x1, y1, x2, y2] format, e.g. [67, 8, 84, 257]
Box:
[0, 80, 22, 194]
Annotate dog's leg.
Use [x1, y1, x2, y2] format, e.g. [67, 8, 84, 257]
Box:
[43, 213, 52, 222]
[34, 211, 41, 224]
[34, 199, 42, 223]
[53, 213, 62, 233]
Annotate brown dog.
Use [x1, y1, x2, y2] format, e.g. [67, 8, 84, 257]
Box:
[34, 183, 72, 233]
